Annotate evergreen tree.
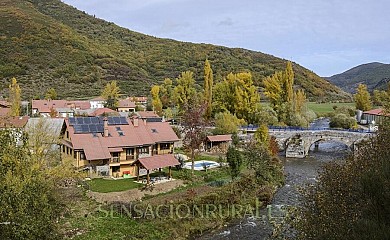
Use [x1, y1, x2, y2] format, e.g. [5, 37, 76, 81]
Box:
[204, 59, 213, 119]
[226, 146, 243, 180]
[8, 77, 21, 116]
[354, 84, 372, 111]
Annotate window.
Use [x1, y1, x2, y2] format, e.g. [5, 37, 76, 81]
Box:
[151, 128, 158, 133]
[139, 146, 149, 154]
[116, 127, 122, 131]
[80, 152, 86, 160]
[160, 143, 170, 150]
[66, 131, 69, 139]
[126, 148, 134, 156]
[118, 131, 124, 136]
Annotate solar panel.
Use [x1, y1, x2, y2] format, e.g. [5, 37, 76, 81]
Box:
[97, 125, 104, 132]
[113, 117, 121, 124]
[84, 118, 91, 124]
[89, 124, 97, 133]
[74, 125, 83, 133]
[91, 117, 100, 124]
[69, 118, 76, 125]
[76, 118, 84, 125]
[119, 117, 128, 124]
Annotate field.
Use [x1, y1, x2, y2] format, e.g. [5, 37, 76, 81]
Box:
[307, 102, 355, 114]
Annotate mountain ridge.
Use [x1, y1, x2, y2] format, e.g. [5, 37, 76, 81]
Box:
[327, 62, 390, 93]
[0, 0, 350, 101]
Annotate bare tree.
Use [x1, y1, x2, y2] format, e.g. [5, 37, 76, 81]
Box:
[182, 101, 208, 175]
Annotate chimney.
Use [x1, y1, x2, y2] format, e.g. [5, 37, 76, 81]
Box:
[133, 117, 139, 127]
[103, 117, 109, 137]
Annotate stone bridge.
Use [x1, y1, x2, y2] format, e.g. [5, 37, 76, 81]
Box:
[268, 129, 374, 158]
[240, 126, 374, 158]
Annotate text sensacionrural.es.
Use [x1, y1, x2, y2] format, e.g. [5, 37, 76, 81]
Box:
[96, 199, 271, 220]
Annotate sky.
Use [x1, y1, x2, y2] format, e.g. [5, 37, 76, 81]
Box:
[62, 0, 390, 77]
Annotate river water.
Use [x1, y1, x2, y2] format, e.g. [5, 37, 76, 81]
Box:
[198, 118, 350, 239]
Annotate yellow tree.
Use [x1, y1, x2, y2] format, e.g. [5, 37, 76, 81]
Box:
[150, 85, 163, 116]
[354, 84, 372, 111]
[101, 81, 120, 110]
[204, 59, 213, 119]
[173, 71, 196, 113]
[254, 124, 269, 147]
[9, 77, 21, 116]
[284, 61, 294, 103]
[294, 89, 307, 113]
[45, 88, 57, 100]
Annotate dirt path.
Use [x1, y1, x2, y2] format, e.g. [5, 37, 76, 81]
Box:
[87, 179, 184, 204]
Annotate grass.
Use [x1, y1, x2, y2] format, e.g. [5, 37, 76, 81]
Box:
[307, 102, 355, 114]
[88, 178, 142, 193]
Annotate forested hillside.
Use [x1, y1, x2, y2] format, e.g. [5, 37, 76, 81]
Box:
[0, 0, 350, 101]
[327, 62, 390, 93]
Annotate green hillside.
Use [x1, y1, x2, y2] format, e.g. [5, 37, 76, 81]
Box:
[327, 62, 390, 93]
[0, 0, 350, 101]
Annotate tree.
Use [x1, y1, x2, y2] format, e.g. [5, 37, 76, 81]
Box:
[204, 59, 213, 119]
[226, 146, 243, 180]
[293, 122, 390, 240]
[8, 77, 21, 116]
[101, 81, 120, 110]
[182, 102, 207, 175]
[283, 61, 294, 103]
[45, 88, 58, 100]
[160, 78, 174, 108]
[150, 85, 163, 116]
[173, 71, 196, 113]
[213, 72, 260, 122]
[253, 124, 269, 147]
[213, 111, 245, 135]
[354, 84, 372, 111]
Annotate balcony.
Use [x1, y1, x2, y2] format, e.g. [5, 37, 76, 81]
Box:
[109, 157, 120, 166]
[126, 155, 135, 160]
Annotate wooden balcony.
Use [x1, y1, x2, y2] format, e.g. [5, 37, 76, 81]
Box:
[126, 155, 135, 160]
[109, 157, 120, 166]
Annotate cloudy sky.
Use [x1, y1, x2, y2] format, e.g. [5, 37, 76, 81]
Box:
[63, 0, 390, 77]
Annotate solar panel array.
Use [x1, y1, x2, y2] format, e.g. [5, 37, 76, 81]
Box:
[68, 117, 128, 134]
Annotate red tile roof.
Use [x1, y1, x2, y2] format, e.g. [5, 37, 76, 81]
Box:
[90, 96, 105, 101]
[32, 100, 91, 113]
[90, 108, 118, 116]
[0, 116, 29, 128]
[207, 134, 232, 142]
[133, 154, 179, 170]
[118, 99, 136, 108]
[0, 100, 10, 107]
[363, 108, 385, 116]
[64, 117, 179, 161]
[0, 108, 10, 117]
[138, 111, 159, 118]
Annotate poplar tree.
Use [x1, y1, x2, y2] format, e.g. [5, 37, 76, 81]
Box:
[9, 77, 21, 116]
[284, 61, 294, 103]
[354, 84, 372, 111]
[204, 59, 213, 119]
[150, 85, 163, 116]
[173, 71, 196, 113]
[101, 81, 120, 109]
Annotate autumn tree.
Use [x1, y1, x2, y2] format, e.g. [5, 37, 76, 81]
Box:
[354, 84, 372, 111]
[150, 85, 163, 116]
[101, 81, 120, 110]
[293, 122, 390, 240]
[45, 88, 58, 100]
[182, 101, 207, 175]
[173, 71, 197, 113]
[204, 59, 213, 119]
[213, 111, 245, 135]
[213, 72, 260, 122]
[160, 78, 174, 108]
[254, 124, 270, 147]
[8, 77, 21, 116]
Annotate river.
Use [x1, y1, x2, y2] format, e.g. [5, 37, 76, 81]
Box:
[198, 118, 350, 239]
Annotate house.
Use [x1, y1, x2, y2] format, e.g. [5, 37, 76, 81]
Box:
[0, 116, 29, 129]
[89, 108, 119, 117]
[206, 134, 232, 153]
[89, 96, 105, 109]
[130, 96, 148, 105]
[32, 100, 91, 117]
[61, 116, 179, 177]
[117, 99, 136, 113]
[360, 108, 389, 125]
[137, 111, 163, 122]
[0, 100, 10, 117]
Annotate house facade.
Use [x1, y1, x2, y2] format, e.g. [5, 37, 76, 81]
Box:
[61, 116, 179, 177]
[89, 97, 105, 109]
[117, 98, 136, 113]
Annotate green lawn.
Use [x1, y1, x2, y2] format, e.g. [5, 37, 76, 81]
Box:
[88, 178, 142, 193]
[307, 102, 355, 113]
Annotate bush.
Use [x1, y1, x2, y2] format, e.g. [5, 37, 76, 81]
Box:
[330, 113, 357, 129]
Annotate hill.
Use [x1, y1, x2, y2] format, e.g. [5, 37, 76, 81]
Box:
[0, 0, 350, 101]
[327, 62, 390, 93]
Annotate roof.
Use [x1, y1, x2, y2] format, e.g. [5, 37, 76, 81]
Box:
[0, 116, 29, 128]
[90, 96, 105, 101]
[25, 118, 65, 136]
[90, 108, 119, 117]
[137, 111, 159, 118]
[64, 117, 179, 160]
[363, 108, 387, 116]
[32, 100, 91, 113]
[0, 100, 10, 108]
[0, 108, 10, 117]
[133, 154, 179, 170]
[207, 134, 232, 142]
[118, 99, 136, 108]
